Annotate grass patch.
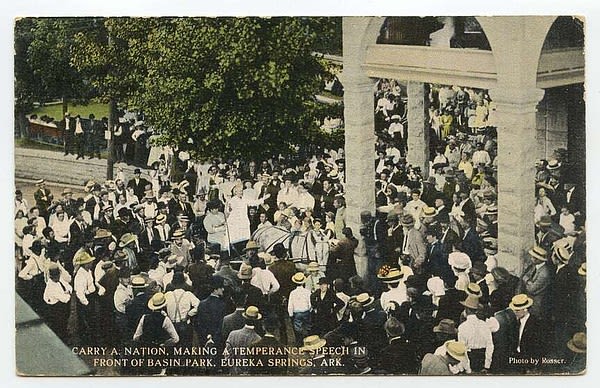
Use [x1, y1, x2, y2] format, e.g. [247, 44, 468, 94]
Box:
[29, 101, 110, 121]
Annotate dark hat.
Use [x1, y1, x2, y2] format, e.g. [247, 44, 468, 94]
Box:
[118, 207, 132, 218]
[318, 277, 331, 285]
[536, 215, 553, 227]
[272, 243, 287, 259]
[433, 319, 457, 335]
[210, 275, 225, 290]
[471, 262, 488, 276]
[134, 168, 141, 174]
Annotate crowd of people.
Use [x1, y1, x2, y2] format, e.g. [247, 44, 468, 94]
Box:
[14, 80, 586, 375]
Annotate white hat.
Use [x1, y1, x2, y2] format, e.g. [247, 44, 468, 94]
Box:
[448, 252, 472, 270]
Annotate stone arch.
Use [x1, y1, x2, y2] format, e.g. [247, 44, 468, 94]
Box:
[478, 16, 556, 90]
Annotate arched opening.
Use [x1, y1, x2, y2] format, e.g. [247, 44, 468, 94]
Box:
[534, 16, 585, 222]
[377, 16, 491, 50]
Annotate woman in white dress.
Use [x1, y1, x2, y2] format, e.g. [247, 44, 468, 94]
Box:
[225, 185, 269, 244]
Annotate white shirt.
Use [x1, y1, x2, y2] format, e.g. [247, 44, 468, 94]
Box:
[251, 268, 280, 295]
[114, 283, 133, 314]
[288, 285, 312, 316]
[18, 254, 47, 280]
[165, 289, 200, 323]
[94, 260, 111, 296]
[458, 314, 494, 371]
[380, 283, 408, 311]
[44, 279, 72, 305]
[74, 267, 96, 305]
[517, 312, 530, 352]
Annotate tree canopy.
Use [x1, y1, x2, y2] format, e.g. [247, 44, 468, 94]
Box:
[17, 17, 344, 160]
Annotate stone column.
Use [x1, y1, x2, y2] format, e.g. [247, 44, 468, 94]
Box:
[489, 87, 545, 276]
[342, 17, 377, 280]
[406, 81, 430, 177]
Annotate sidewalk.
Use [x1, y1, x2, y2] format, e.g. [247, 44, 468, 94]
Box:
[14, 146, 152, 187]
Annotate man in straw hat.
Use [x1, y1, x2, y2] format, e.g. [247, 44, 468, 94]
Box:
[164, 273, 200, 346]
[507, 293, 543, 369]
[457, 294, 493, 373]
[73, 250, 97, 344]
[518, 245, 552, 319]
[133, 291, 179, 345]
[223, 306, 263, 373]
[237, 263, 263, 311]
[399, 213, 426, 273]
[288, 272, 312, 346]
[419, 340, 467, 375]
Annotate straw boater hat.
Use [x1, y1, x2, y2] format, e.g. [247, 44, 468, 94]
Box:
[292, 272, 307, 285]
[35, 179, 45, 186]
[433, 319, 457, 335]
[155, 214, 167, 224]
[307, 261, 320, 272]
[528, 245, 548, 261]
[74, 250, 94, 266]
[165, 254, 179, 269]
[377, 266, 404, 283]
[131, 276, 147, 289]
[148, 292, 167, 310]
[301, 335, 327, 352]
[356, 293, 375, 308]
[238, 264, 254, 280]
[243, 240, 260, 252]
[119, 233, 138, 248]
[422, 207, 438, 218]
[242, 306, 262, 320]
[509, 294, 533, 311]
[567, 332, 586, 354]
[460, 295, 483, 310]
[547, 159, 561, 170]
[444, 340, 467, 362]
[171, 229, 185, 239]
[465, 283, 483, 298]
[553, 246, 572, 264]
[62, 188, 73, 196]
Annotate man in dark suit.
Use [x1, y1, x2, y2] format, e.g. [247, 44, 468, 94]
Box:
[318, 179, 338, 220]
[424, 225, 453, 284]
[509, 294, 544, 373]
[194, 276, 227, 347]
[127, 168, 151, 201]
[33, 179, 53, 221]
[376, 316, 419, 374]
[69, 211, 89, 251]
[60, 112, 76, 155]
[221, 291, 247, 347]
[459, 218, 485, 263]
[248, 317, 288, 375]
[549, 247, 579, 358]
[170, 189, 195, 222]
[384, 213, 403, 265]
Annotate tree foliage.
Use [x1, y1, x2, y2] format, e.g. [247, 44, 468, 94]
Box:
[26, 18, 95, 106]
[134, 17, 336, 161]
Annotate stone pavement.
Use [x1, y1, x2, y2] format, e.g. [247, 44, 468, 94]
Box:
[14, 146, 152, 187]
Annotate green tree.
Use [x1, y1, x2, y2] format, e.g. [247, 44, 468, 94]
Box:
[14, 18, 38, 137]
[26, 18, 96, 117]
[136, 17, 336, 161]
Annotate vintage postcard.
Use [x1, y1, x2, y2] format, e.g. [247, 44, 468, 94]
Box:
[13, 14, 586, 377]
